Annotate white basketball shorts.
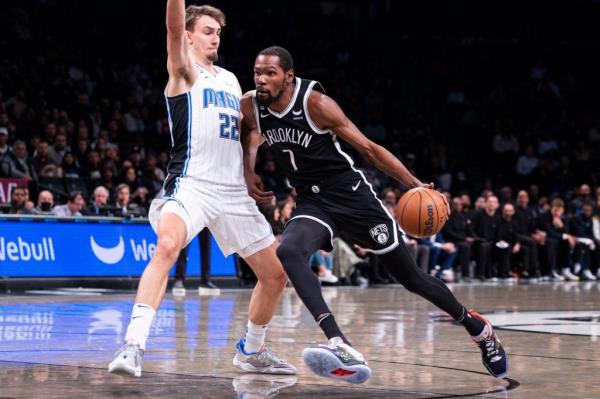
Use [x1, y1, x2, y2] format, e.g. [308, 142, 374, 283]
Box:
[149, 176, 274, 258]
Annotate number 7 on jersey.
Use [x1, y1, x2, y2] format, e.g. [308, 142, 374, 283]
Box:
[282, 149, 298, 171]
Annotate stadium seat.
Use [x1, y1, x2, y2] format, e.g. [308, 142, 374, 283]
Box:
[64, 177, 89, 199]
[37, 176, 67, 202]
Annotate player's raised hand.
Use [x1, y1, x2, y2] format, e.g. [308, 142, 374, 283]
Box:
[244, 171, 274, 204]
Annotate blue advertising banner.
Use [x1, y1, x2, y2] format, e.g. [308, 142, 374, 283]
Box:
[0, 221, 236, 277]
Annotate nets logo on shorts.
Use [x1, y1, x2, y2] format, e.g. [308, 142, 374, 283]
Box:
[369, 224, 389, 245]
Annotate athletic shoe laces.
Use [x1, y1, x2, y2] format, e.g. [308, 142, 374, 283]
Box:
[481, 335, 501, 361]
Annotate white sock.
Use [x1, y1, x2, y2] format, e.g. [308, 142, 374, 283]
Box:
[243, 320, 268, 353]
[124, 303, 156, 350]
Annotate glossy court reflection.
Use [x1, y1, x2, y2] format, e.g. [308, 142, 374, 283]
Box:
[1, 283, 599, 398]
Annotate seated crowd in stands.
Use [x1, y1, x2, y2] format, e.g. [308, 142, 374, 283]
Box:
[1, 1, 599, 286]
[1, 183, 146, 218]
[259, 182, 600, 286]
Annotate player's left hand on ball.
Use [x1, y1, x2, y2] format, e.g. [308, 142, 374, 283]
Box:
[421, 182, 451, 216]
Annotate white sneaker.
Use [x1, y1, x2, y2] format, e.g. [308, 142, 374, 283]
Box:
[318, 269, 339, 284]
[562, 268, 580, 282]
[441, 269, 455, 283]
[582, 269, 597, 281]
[302, 337, 371, 384]
[551, 270, 565, 281]
[233, 339, 297, 374]
[573, 263, 582, 275]
[108, 342, 143, 377]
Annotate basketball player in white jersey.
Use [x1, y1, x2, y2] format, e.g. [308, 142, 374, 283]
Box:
[108, 2, 295, 377]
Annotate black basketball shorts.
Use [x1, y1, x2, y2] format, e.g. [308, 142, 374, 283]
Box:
[287, 170, 400, 254]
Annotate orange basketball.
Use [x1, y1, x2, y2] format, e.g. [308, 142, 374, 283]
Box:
[395, 187, 448, 238]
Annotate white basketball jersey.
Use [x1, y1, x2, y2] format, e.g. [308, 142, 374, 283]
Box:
[163, 64, 244, 195]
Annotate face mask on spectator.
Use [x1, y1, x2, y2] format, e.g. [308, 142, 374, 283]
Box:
[40, 202, 52, 211]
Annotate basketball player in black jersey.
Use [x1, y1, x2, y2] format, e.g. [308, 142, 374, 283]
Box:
[240, 46, 508, 384]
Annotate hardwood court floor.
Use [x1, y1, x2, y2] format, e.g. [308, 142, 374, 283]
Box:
[0, 282, 599, 398]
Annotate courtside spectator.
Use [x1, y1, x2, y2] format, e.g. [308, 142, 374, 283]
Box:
[31, 190, 54, 215]
[84, 186, 110, 216]
[52, 191, 85, 217]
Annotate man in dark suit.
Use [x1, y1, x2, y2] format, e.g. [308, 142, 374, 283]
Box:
[442, 197, 475, 281]
[514, 190, 543, 279]
[84, 185, 110, 216]
[471, 195, 500, 280]
[538, 198, 579, 281]
[496, 203, 528, 280]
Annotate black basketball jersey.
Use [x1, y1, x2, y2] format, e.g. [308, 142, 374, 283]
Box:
[252, 78, 354, 190]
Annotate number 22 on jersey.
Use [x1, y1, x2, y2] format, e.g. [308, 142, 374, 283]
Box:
[219, 113, 239, 141]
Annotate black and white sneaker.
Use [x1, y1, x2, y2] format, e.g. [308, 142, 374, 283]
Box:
[469, 310, 508, 379]
[302, 337, 371, 384]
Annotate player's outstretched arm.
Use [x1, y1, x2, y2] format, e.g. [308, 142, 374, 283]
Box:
[240, 94, 273, 204]
[308, 93, 425, 189]
[165, 0, 196, 92]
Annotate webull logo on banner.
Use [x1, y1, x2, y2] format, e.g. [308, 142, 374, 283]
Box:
[0, 237, 56, 261]
[129, 239, 156, 262]
[0, 221, 235, 277]
[0, 235, 156, 264]
[90, 236, 156, 264]
[90, 236, 125, 264]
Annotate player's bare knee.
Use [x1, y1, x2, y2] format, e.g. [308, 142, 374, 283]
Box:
[272, 269, 289, 290]
[256, 269, 287, 291]
[154, 237, 181, 264]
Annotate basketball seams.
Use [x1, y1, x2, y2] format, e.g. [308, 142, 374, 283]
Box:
[422, 189, 439, 236]
[399, 190, 418, 232]
[417, 190, 422, 235]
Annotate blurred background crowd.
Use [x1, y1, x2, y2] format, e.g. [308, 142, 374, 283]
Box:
[1, 0, 599, 284]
